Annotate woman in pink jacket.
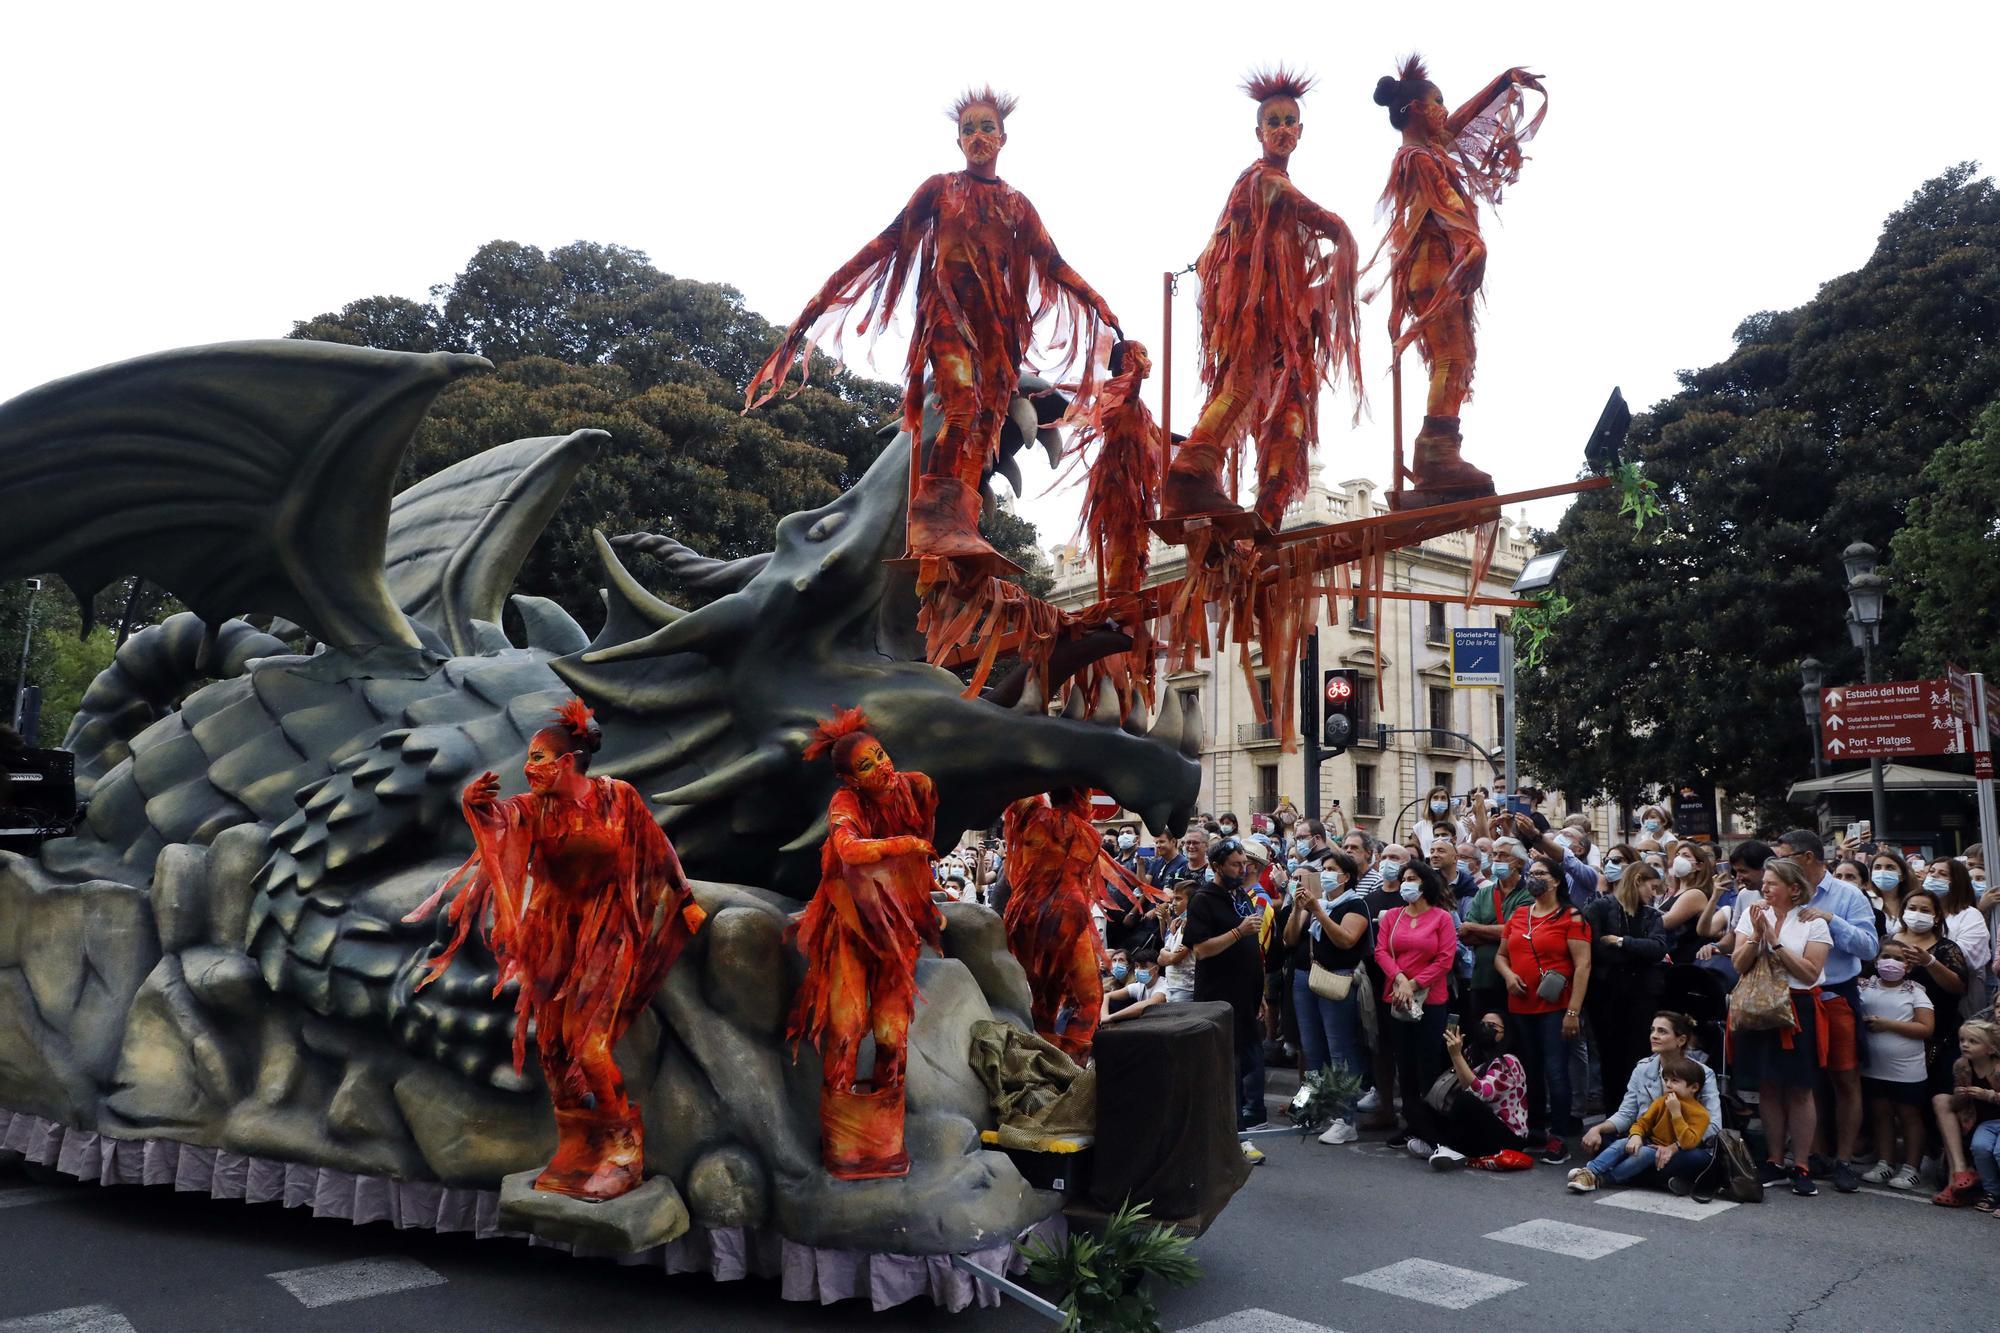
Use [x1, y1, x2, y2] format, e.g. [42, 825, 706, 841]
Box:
[1375, 858, 1461, 1153]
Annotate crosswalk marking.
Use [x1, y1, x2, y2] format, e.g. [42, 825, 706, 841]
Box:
[1485, 1217, 1644, 1260]
[268, 1256, 447, 1308]
[1343, 1258, 1524, 1310]
[0, 1306, 137, 1332]
[0, 1188, 67, 1211]
[1592, 1190, 1738, 1222]
[1176, 1311, 1340, 1333]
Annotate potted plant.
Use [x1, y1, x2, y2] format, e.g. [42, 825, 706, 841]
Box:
[1018, 1198, 1199, 1333]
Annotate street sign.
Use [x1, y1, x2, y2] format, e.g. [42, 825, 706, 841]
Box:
[1451, 627, 1502, 688]
[1819, 678, 1962, 761]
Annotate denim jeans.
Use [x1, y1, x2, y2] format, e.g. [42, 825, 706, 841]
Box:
[1585, 1141, 1661, 1183]
[1971, 1119, 2000, 1195]
[1290, 969, 1363, 1078]
[1238, 1018, 1267, 1125]
[1515, 1010, 1574, 1138]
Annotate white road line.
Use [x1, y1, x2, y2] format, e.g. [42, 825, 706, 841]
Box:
[1856, 1185, 1930, 1205]
[1485, 1217, 1645, 1260]
[268, 1256, 447, 1308]
[1176, 1310, 1341, 1333]
[0, 1189, 67, 1210]
[0, 1306, 137, 1333]
[1343, 1258, 1525, 1310]
[1592, 1190, 1738, 1221]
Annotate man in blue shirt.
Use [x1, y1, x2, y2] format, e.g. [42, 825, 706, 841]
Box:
[1775, 827, 1879, 1194]
[1143, 829, 1188, 886]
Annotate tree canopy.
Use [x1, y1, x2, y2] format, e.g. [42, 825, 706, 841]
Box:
[1517, 164, 2000, 825]
[290, 240, 1053, 615]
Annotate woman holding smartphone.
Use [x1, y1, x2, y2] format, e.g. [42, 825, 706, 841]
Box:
[1496, 852, 1593, 1164]
[1283, 853, 1370, 1144]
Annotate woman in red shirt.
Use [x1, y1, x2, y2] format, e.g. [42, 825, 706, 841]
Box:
[1496, 852, 1593, 1163]
[1374, 858, 1461, 1153]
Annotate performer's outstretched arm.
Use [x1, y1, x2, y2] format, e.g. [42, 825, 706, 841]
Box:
[1448, 68, 1543, 137]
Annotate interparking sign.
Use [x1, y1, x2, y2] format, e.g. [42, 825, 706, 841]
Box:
[1451, 627, 1502, 688]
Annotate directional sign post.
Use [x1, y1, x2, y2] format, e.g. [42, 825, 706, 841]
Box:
[1451, 627, 1502, 689]
[1819, 679, 1962, 762]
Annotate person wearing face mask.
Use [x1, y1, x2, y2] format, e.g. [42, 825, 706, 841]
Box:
[1635, 805, 1672, 844]
[1866, 851, 1914, 934]
[1402, 1012, 1532, 1170]
[1374, 859, 1461, 1155]
[1929, 860, 1992, 1014]
[1357, 840, 1415, 1129]
[1156, 880, 1198, 1003]
[1459, 835, 1537, 1024]
[1495, 852, 1593, 1163]
[1856, 952, 1936, 1189]
[1100, 948, 1170, 1027]
[1184, 839, 1271, 1132]
[1218, 813, 1240, 839]
[1582, 861, 1669, 1111]
[1881, 885, 1970, 1094]
[1657, 841, 1716, 966]
[1283, 854, 1371, 1143]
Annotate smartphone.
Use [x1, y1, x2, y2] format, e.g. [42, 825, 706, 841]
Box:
[1330, 799, 1341, 808]
[1846, 822, 1861, 843]
[1445, 1013, 1461, 1033]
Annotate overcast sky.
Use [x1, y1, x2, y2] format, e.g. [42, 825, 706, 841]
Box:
[7, 1, 1998, 542]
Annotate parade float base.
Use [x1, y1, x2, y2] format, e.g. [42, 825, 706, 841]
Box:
[0, 1107, 1061, 1314]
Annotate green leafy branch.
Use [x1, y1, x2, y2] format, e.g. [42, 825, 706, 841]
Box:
[1615, 461, 1663, 535]
[1511, 591, 1572, 673]
[1019, 1199, 1200, 1333]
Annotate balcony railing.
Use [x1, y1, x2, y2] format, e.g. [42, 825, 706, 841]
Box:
[1352, 795, 1387, 817]
[1235, 721, 1280, 746]
[1424, 729, 1467, 752]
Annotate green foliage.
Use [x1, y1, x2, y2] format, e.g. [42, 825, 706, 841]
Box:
[1614, 462, 1662, 535]
[1510, 592, 1572, 674]
[1290, 1062, 1365, 1134]
[289, 240, 1048, 620]
[1019, 1199, 1200, 1333]
[1889, 401, 2000, 677]
[0, 580, 129, 746]
[1517, 164, 2000, 826]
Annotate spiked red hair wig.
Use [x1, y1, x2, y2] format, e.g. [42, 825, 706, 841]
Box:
[1243, 66, 1314, 106]
[948, 85, 1019, 125]
[533, 698, 603, 771]
[803, 706, 879, 772]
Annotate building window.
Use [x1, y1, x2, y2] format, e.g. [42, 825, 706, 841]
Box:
[1427, 601, 1448, 646]
[1355, 762, 1378, 816]
[1355, 675, 1377, 743]
[1433, 771, 1452, 796]
[1256, 763, 1279, 814]
[1178, 686, 1200, 722]
[1428, 687, 1460, 750]
[1495, 689, 1506, 744]
[1254, 673, 1273, 719]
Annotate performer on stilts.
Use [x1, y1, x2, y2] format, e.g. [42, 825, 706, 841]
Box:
[744, 87, 1122, 570]
[404, 700, 707, 1201]
[1371, 56, 1546, 508]
[787, 708, 941, 1179]
[1162, 67, 1365, 531]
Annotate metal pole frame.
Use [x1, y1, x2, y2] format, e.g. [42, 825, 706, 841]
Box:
[11, 582, 39, 732]
[948, 1255, 1065, 1325]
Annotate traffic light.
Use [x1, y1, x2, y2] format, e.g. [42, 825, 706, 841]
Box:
[1322, 669, 1359, 756]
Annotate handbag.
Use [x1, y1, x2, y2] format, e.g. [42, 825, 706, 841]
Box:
[1308, 962, 1354, 1001]
[1728, 948, 1799, 1033]
[1423, 1069, 1459, 1115]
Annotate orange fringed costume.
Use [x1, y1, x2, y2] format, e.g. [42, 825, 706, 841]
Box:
[404, 699, 706, 1201]
[744, 90, 1119, 567]
[1166, 68, 1364, 530]
[1003, 789, 1151, 1062]
[1373, 55, 1546, 505]
[1067, 340, 1162, 600]
[786, 708, 941, 1179]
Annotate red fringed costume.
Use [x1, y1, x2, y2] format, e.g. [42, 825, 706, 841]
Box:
[786, 708, 941, 1179]
[1165, 67, 1364, 530]
[1373, 55, 1546, 506]
[404, 700, 706, 1201]
[1002, 789, 1150, 1062]
[745, 87, 1119, 568]
[1067, 341, 1162, 600]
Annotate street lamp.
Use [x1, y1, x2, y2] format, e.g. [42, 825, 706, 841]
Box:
[1842, 543, 1889, 839]
[1800, 656, 1825, 778]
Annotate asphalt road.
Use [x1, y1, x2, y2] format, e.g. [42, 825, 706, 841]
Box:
[3, 1124, 1991, 1332]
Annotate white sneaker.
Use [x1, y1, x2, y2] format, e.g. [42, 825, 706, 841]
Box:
[1240, 1141, 1266, 1165]
[1356, 1089, 1382, 1113]
[1318, 1119, 1358, 1146]
[1429, 1145, 1467, 1171]
[1859, 1160, 1894, 1185]
[1406, 1137, 1435, 1158]
[1888, 1164, 1921, 1191]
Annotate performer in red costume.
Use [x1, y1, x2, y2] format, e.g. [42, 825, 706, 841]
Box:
[1069, 340, 1162, 600]
[1163, 67, 1364, 530]
[744, 87, 1121, 567]
[1371, 55, 1546, 508]
[787, 708, 941, 1179]
[404, 700, 707, 1201]
[1003, 788, 1148, 1062]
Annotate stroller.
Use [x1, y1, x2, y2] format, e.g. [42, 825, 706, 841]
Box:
[1660, 962, 1753, 1133]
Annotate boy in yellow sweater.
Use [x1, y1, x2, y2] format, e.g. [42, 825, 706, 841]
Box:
[1567, 1055, 1711, 1192]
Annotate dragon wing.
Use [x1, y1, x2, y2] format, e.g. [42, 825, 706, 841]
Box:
[0, 339, 488, 648]
[384, 428, 607, 654]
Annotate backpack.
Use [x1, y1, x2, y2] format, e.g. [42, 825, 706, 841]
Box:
[1700, 1128, 1765, 1203]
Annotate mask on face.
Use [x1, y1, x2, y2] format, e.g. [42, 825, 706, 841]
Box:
[1976, 879, 1989, 892]
[1922, 876, 1949, 895]
[1118, 832, 1137, 851]
[1479, 852, 1492, 870]
[1134, 969, 1153, 985]
[1875, 959, 1908, 985]
[1642, 819, 1662, 834]
[1430, 799, 1449, 815]
[1871, 869, 1901, 892]
[1456, 860, 1474, 878]
[1903, 911, 1936, 933]
[1379, 860, 1405, 880]
[1604, 862, 1626, 883]
[1399, 883, 1422, 904]
[1220, 823, 1237, 835]
[963, 130, 1003, 162]
[1494, 861, 1516, 880]
[1671, 856, 1695, 879]
[1263, 125, 1300, 155]
[1109, 963, 1128, 982]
